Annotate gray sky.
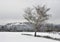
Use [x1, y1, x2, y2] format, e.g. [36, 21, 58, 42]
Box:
[0, 0, 60, 25]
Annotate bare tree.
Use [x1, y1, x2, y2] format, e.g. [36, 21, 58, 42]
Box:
[23, 5, 50, 37]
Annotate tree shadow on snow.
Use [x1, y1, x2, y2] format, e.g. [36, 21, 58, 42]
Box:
[21, 34, 33, 36]
[36, 35, 60, 41]
[21, 34, 60, 41]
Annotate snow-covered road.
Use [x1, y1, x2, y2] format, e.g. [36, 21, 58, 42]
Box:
[0, 32, 59, 42]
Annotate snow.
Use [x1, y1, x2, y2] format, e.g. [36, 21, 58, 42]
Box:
[0, 32, 59, 42]
[37, 32, 60, 39]
[22, 32, 60, 39]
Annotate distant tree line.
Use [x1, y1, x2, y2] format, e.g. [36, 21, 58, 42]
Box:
[0, 24, 60, 32]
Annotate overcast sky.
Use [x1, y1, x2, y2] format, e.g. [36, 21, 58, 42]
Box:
[0, 0, 60, 25]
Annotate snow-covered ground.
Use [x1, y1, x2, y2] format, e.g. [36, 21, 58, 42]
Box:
[0, 32, 60, 42]
[22, 32, 60, 38]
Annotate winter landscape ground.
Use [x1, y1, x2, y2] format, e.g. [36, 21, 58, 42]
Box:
[0, 32, 60, 42]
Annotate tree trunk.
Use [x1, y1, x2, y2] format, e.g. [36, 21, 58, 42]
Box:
[34, 31, 37, 37]
[34, 27, 37, 37]
[34, 25, 37, 37]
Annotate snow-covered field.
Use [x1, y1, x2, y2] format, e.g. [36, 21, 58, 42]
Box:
[0, 32, 60, 42]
